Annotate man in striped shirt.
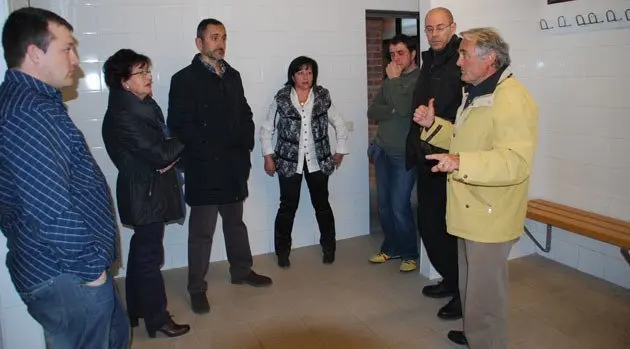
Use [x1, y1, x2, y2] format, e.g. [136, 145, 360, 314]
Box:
[0, 8, 129, 348]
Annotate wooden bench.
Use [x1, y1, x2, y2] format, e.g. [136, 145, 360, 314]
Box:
[525, 199, 630, 265]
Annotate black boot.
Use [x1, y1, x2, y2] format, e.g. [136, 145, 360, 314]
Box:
[322, 251, 335, 264]
[277, 254, 290, 268]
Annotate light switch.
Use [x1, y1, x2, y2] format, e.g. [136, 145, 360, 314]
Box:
[346, 121, 354, 132]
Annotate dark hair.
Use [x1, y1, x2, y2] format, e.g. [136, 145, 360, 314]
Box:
[102, 49, 151, 90]
[196, 18, 224, 39]
[389, 34, 417, 56]
[285, 56, 318, 87]
[2, 7, 74, 69]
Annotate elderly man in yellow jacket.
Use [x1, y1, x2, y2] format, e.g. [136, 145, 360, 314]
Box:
[413, 27, 538, 349]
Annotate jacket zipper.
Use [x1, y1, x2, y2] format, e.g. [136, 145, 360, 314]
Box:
[468, 188, 493, 214]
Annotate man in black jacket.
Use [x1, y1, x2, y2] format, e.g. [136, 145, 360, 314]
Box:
[168, 18, 272, 315]
[405, 7, 464, 320]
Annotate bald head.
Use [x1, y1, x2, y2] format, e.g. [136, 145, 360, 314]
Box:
[425, 7, 454, 23]
[424, 7, 457, 52]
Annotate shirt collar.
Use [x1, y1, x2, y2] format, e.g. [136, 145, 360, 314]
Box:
[197, 55, 226, 76]
[4, 70, 62, 100]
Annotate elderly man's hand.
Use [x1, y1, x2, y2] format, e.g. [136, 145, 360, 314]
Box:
[413, 98, 436, 129]
[425, 153, 459, 173]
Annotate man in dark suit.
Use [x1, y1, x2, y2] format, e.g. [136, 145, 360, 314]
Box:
[168, 18, 272, 315]
[405, 7, 464, 320]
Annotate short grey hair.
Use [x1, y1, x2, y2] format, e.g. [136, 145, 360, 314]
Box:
[459, 27, 510, 69]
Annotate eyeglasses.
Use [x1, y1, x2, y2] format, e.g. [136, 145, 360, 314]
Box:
[130, 70, 152, 77]
[424, 23, 453, 34]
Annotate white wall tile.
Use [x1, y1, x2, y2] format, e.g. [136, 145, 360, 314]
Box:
[1, 306, 45, 349]
[577, 248, 606, 278]
[602, 254, 630, 289]
[553, 239, 579, 269]
[0, 260, 22, 310]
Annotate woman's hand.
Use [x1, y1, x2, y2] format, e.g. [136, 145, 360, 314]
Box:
[264, 155, 276, 176]
[333, 153, 344, 169]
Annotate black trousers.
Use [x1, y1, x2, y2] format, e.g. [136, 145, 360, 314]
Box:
[274, 168, 336, 257]
[416, 169, 459, 291]
[187, 201, 253, 294]
[126, 222, 170, 331]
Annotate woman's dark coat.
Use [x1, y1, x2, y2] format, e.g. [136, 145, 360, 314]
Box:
[102, 89, 184, 226]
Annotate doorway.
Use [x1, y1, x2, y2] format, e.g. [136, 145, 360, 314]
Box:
[365, 10, 420, 234]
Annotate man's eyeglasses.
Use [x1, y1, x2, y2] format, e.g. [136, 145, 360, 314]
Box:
[130, 70, 152, 77]
[424, 23, 453, 34]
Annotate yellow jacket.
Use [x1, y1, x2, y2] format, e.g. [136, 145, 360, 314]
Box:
[421, 67, 538, 243]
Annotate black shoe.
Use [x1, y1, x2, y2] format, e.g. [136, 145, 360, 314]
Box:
[322, 251, 335, 264]
[422, 280, 457, 299]
[190, 292, 210, 314]
[129, 316, 141, 328]
[277, 255, 290, 268]
[231, 271, 273, 287]
[147, 318, 191, 338]
[447, 330, 468, 345]
[438, 296, 463, 320]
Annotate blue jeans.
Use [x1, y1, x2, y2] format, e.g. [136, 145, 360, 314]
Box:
[19, 273, 130, 349]
[371, 143, 419, 260]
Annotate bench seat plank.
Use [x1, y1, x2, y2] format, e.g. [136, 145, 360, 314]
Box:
[526, 200, 630, 249]
[529, 200, 630, 231]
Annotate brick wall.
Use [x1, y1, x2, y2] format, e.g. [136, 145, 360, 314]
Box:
[366, 17, 384, 184]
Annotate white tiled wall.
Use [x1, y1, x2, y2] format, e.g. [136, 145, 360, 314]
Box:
[428, 0, 630, 289]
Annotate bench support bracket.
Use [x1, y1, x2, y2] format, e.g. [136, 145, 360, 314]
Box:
[621, 248, 630, 266]
[524, 224, 552, 253]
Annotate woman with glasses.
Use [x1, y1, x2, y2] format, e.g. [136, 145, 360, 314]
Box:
[102, 49, 190, 339]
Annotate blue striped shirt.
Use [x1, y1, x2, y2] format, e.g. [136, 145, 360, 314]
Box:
[0, 70, 117, 293]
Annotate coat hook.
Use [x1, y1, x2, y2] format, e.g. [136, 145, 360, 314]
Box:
[540, 19, 553, 30]
[557, 16, 571, 27]
[576, 14, 587, 26]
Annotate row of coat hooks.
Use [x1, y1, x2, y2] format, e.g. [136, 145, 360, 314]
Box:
[540, 8, 630, 31]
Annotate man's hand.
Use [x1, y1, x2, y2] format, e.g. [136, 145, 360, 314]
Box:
[157, 158, 180, 174]
[385, 62, 403, 79]
[264, 155, 275, 177]
[332, 153, 344, 169]
[413, 98, 436, 129]
[85, 271, 107, 287]
[425, 153, 459, 173]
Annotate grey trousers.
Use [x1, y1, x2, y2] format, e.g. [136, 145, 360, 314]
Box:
[458, 237, 515, 349]
[187, 202, 253, 294]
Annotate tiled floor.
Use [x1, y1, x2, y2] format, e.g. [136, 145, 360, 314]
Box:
[121, 233, 630, 349]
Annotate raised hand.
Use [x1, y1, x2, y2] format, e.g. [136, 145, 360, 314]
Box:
[385, 62, 403, 79]
[412, 98, 435, 128]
